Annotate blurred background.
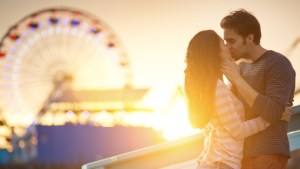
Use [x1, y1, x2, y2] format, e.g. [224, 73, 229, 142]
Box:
[0, 0, 299, 168]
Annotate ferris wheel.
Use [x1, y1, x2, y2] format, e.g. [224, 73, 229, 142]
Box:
[0, 8, 133, 127]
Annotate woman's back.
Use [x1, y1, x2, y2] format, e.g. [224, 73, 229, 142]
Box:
[198, 79, 269, 169]
[198, 79, 244, 169]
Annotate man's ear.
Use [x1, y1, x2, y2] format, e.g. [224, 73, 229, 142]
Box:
[246, 34, 254, 43]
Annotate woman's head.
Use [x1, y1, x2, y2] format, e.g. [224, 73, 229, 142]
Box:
[184, 30, 225, 129]
[186, 30, 221, 70]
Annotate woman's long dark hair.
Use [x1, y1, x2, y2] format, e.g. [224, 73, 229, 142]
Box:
[184, 30, 222, 129]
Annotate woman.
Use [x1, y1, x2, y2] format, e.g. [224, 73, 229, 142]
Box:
[184, 30, 289, 169]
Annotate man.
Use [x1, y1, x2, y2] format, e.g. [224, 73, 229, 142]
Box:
[220, 9, 295, 169]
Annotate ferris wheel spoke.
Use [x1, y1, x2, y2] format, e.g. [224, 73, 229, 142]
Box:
[19, 37, 61, 70]
[63, 30, 88, 62]
[70, 42, 100, 70]
[62, 34, 99, 70]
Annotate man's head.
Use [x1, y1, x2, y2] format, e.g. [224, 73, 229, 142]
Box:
[220, 9, 261, 60]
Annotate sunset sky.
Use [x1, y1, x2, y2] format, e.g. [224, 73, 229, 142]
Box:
[1, 0, 300, 111]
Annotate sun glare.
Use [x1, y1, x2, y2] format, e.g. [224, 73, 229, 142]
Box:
[141, 86, 200, 140]
[159, 96, 200, 140]
[2, 86, 200, 142]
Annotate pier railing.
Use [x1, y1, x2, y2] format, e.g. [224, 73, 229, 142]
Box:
[82, 105, 300, 169]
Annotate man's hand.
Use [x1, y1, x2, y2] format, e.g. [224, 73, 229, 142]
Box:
[280, 106, 292, 122]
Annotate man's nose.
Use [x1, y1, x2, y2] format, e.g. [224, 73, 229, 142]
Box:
[225, 43, 232, 50]
[225, 43, 230, 47]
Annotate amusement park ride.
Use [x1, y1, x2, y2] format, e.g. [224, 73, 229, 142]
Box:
[0, 7, 163, 166]
[0, 7, 146, 127]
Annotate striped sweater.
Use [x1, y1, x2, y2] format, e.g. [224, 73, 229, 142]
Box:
[198, 79, 269, 169]
[238, 50, 295, 158]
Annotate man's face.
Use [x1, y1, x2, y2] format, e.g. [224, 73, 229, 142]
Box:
[223, 28, 248, 61]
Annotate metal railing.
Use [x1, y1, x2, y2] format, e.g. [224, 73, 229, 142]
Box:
[82, 105, 300, 169]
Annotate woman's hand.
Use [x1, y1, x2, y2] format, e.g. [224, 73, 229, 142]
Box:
[221, 58, 241, 83]
[280, 106, 292, 122]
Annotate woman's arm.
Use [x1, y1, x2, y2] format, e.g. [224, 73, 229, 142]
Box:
[215, 81, 270, 140]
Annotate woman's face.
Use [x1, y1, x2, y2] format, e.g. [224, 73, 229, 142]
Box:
[219, 37, 232, 60]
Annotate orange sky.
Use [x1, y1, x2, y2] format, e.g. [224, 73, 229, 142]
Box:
[1, 0, 300, 99]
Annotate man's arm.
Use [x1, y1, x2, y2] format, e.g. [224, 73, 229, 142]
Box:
[222, 57, 295, 124]
[250, 58, 295, 123]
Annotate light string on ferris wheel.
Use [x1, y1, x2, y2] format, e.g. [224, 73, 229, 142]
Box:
[1, 8, 129, 74]
[2, 9, 128, 92]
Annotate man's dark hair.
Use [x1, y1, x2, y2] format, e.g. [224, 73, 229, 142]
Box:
[220, 9, 261, 44]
